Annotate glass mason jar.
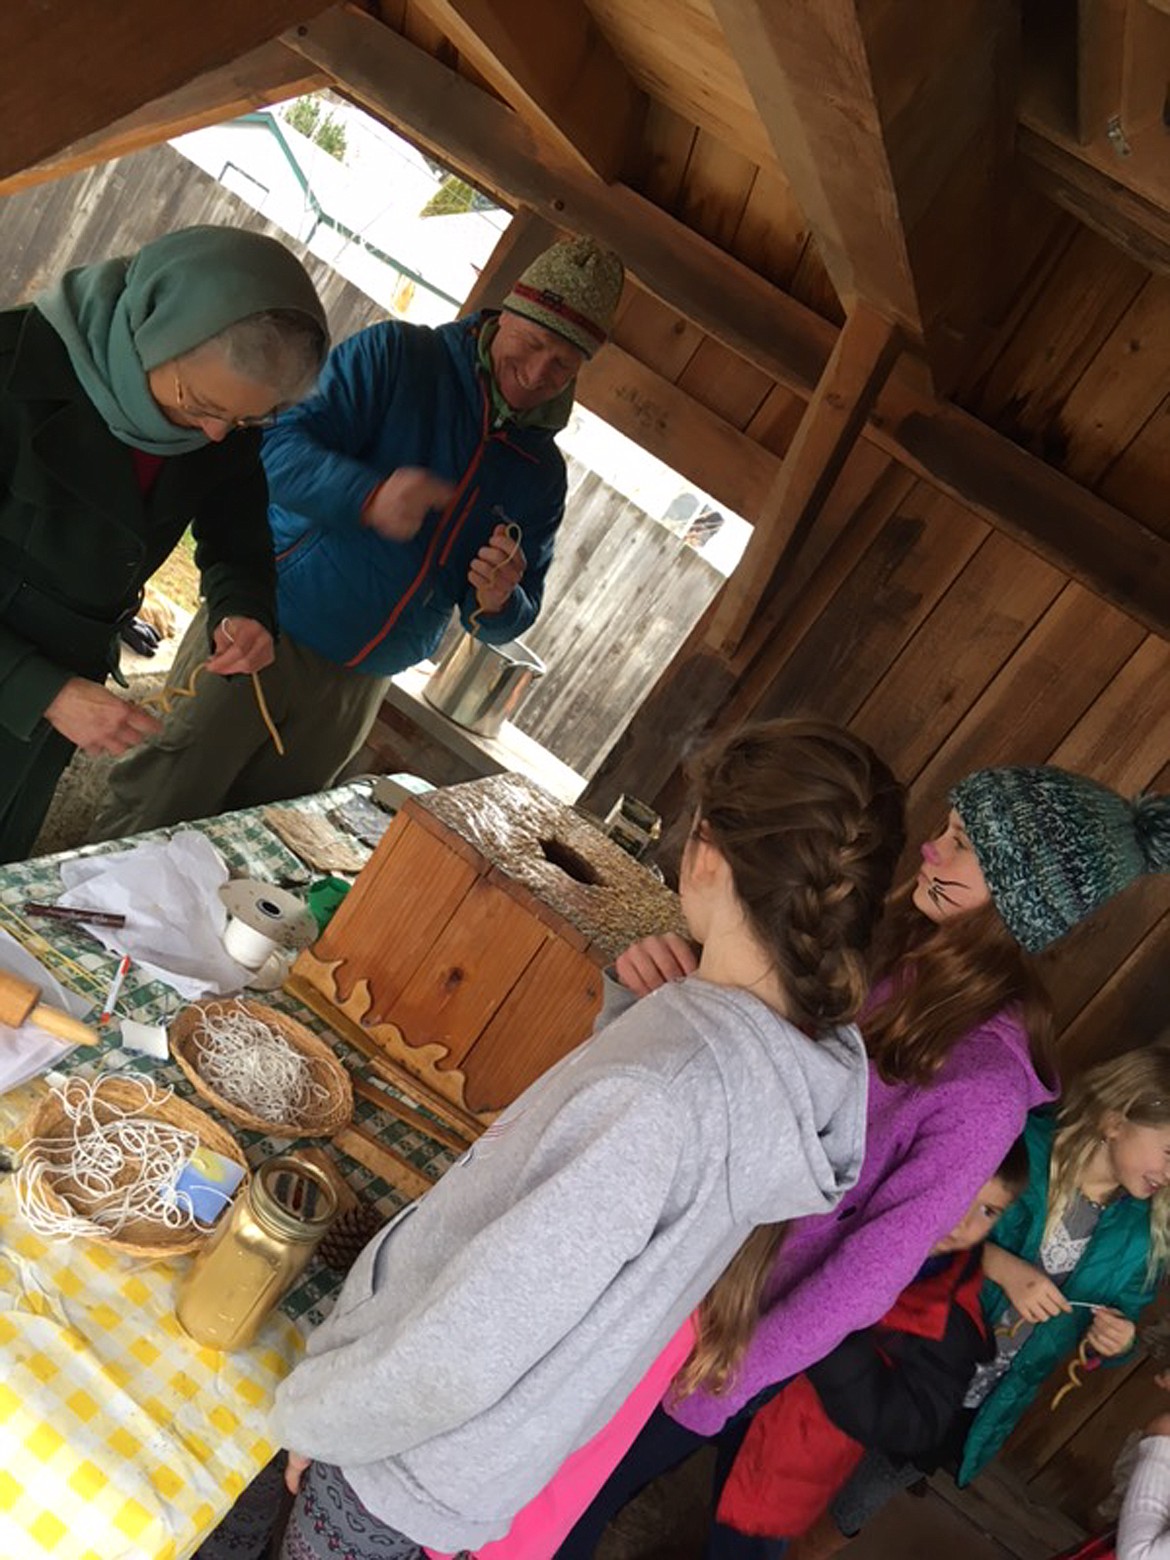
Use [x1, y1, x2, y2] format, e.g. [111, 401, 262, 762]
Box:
[175, 1155, 338, 1350]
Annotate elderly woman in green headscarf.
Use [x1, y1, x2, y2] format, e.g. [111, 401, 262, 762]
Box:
[0, 223, 328, 861]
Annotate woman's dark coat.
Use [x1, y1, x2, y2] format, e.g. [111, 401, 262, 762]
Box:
[0, 305, 276, 859]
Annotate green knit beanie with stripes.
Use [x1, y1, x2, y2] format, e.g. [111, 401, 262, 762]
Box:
[503, 237, 624, 359]
[950, 766, 1170, 953]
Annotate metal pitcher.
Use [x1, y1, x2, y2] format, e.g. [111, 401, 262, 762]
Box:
[423, 634, 545, 738]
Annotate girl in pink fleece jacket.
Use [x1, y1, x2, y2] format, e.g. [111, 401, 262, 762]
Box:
[562, 765, 1169, 1559]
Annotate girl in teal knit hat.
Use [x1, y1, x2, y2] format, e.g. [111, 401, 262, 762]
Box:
[559, 764, 1168, 1558]
[947, 765, 1170, 953]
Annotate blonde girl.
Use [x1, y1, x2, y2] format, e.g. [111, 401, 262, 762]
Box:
[959, 1046, 1170, 1484]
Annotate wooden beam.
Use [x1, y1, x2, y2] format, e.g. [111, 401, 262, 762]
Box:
[1018, 124, 1170, 276]
[575, 345, 784, 522]
[0, 41, 327, 196]
[0, 1, 330, 182]
[458, 206, 561, 316]
[710, 0, 1016, 379]
[878, 394, 1170, 633]
[704, 302, 902, 657]
[411, 0, 645, 182]
[285, 7, 836, 400]
[285, 7, 1170, 637]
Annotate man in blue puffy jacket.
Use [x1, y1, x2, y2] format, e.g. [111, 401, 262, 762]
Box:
[97, 236, 623, 835]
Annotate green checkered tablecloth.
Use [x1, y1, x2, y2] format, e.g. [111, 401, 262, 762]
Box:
[0, 782, 459, 1329]
[0, 784, 465, 1559]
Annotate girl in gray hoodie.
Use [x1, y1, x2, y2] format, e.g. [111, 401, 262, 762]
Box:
[211, 718, 905, 1560]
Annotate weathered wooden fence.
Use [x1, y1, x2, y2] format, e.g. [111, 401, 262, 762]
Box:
[435, 459, 723, 774]
[0, 143, 723, 776]
[0, 143, 385, 341]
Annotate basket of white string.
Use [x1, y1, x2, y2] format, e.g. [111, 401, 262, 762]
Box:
[169, 998, 353, 1139]
[16, 1074, 248, 1258]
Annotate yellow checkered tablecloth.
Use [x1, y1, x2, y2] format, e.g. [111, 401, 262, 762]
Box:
[0, 787, 458, 1560]
[0, 1081, 301, 1560]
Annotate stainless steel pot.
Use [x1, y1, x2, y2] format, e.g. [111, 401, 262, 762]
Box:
[423, 634, 545, 738]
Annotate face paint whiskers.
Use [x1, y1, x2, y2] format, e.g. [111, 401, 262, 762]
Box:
[927, 876, 968, 910]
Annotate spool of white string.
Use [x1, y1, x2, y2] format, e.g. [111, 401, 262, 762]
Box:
[16, 1075, 200, 1241]
[191, 1001, 329, 1126]
[222, 915, 280, 970]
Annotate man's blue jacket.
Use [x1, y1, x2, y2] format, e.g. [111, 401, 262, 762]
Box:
[262, 312, 568, 675]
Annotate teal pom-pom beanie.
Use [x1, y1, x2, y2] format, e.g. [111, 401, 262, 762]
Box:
[950, 766, 1170, 954]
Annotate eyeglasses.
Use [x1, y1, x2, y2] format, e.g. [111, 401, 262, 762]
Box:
[173, 371, 280, 431]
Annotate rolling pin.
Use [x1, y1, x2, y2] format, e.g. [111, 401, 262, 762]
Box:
[0, 971, 99, 1046]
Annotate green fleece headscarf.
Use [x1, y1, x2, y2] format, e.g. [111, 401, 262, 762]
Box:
[35, 224, 327, 456]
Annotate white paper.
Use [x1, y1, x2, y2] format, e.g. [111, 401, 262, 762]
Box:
[0, 927, 92, 1095]
[120, 1019, 170, 1060]
[59, 830, 256, 999]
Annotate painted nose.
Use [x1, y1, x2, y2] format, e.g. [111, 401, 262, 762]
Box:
[921, 840, 942, 866]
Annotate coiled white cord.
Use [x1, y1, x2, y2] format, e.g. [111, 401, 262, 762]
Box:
[191, 1002, 329, 1126]
[16, 1075, 200, 1241]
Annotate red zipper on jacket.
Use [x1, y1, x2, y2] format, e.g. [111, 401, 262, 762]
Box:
[433, 424, 543, 569]
[346, 387, 494, 668]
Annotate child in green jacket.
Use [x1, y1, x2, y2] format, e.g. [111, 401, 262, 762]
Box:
[959, 1044, 1170, 1484]
[823, 1045, 1170, 1549]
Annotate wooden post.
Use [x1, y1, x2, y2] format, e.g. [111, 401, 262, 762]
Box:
[411, 0, 645, 182]
[704, 301, 902, 660]
[458, 206, 560, 317]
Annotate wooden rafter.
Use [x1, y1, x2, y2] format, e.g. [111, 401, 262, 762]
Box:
[576, 345, 783, 521]
[287, 10, 839, 396]
[1019, 125, 1170, 276]
[286, 6, 1170, 638]
[0, 42, 327, 197]
[411, 0, 645, 181]
[710, 0, 1016, 382]
[0, 1, 330, 182]
[704, 302, 902, 658]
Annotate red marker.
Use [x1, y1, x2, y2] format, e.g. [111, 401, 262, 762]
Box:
[100, 955, 132, 1024]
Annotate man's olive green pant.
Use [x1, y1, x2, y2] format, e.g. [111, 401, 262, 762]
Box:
[94, 605, 389, 841]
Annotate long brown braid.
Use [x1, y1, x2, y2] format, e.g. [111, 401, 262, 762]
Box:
[673, 718, 905, 1398]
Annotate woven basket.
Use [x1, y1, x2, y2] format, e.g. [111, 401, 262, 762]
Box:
[170, 999, 353, 1139]
[20, 1076, 247, 1259]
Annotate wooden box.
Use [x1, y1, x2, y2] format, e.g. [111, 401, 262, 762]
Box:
[288, 774, 686, 1133]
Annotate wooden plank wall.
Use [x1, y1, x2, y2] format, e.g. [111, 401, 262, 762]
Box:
[829, 494, 1165, 1064]
[963, 222, 1170, 548]
[610, 454, 1170, 1070]
[577, 216, 1170, 1085]
[431, 456, 723, 776]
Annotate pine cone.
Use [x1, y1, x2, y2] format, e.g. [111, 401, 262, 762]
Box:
[318, 1203, 388, 1274]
